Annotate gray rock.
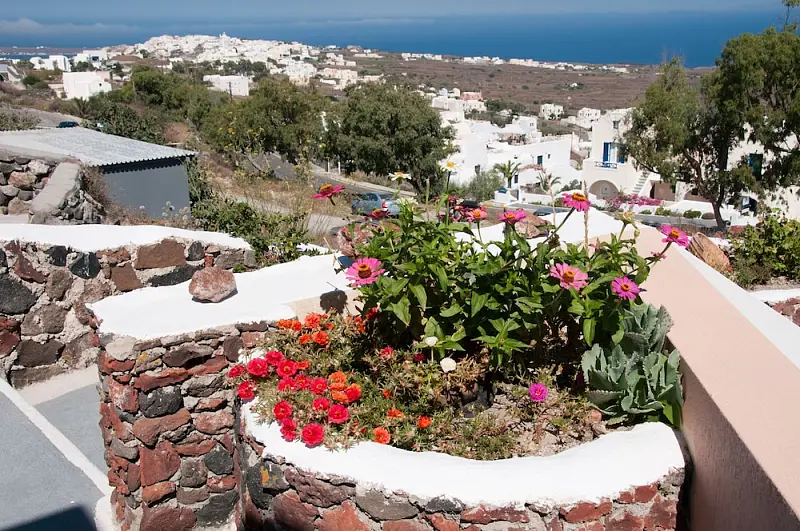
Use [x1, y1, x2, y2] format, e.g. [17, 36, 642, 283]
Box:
[45, 268, 73, 300]
[246, 466, 275, 509]
[27, 160, 50, 176]
[194, 491, 238, 526]
[203, 446, 233, 475]
[0, 162, 21, 174]
[45, 246, 68, 267]
[21, 304, 68, 335]
[140, 387, 183, 418]
[356, 489, 419, 520]
[425, 496, 465, 513]
[7, 198, 29, 215]
[69, 253, 101, 279]
[16, 340, 64, 367]
[133, 348, 165, 374]
[111, 438, 139, 461]
[0, 185, 19, 198]
[213, 250, 245, 270]
[186, 241, 205, 261]
[0, 275, 37, 314]
[0, 249, 6, 269]
[16, 190, 34, 201]
[14, 157, 30, 165]
[259, 461, 290, 492]
[148, 265, 201, 287]
[183, 374, 222, 397]
[180, 459, 208, 488]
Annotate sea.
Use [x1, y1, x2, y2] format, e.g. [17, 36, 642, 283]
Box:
[0, 11, 787, 67]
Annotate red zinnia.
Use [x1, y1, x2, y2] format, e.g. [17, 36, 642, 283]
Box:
[281, 417, 297, 431]
[296, 360, 310, 371]
[412, 353, 425, 362]
[417, 416, 432, 429]
[276, 360, 297, 378]
[328, 404, 350, 424]
[294, 374, 311, 390]
[265, 350, 284, 366]
[373, 427, 391, 445]
[366, 307, 379, 320]
[299, 334, 312, 345]
[312, 397, 331, 411]
[312, 330, 329, 346]
[273, 401, 293, 421]
[247, 358, 270, 378]
[301, 423, 325, 447]
[280, 426, 297, 441]
[304, 313, 325, 329]
[310, 377, 328, 395]
[237, 381, 256, 400]
[227, 364, 246, 378]
[344, 384, 362, 403]
[379, 346, 394, 360]
[277, 377, 297, 392]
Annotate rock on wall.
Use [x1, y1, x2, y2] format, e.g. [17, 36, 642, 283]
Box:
[0, 155, 57, 217]
[0, 237, 256, 387]
[30, 161, 105, 225]
[97, 326, 272, 531]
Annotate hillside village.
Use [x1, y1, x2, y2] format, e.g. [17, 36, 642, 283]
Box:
[1, 9, 800, 531]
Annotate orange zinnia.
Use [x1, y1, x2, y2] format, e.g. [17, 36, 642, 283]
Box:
[312, 330, 329, 346]
[373, 427, 391, 445]
[417, 416, 432, 429]
[296, 360, 310, 371]
[344, 384, 361, 403]
[331, 391, 349, 403]
[381, 389, 392, 399]
[299, 334, 312, 345]
[387, 408, 405, 419]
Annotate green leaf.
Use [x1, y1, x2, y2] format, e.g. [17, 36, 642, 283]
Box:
[542, 283, 561, 293]
[583, 317, 596, 346]
[611, 328, 625, 344]
[568, 299, 585, 316]
[431, 265, 449, 291]
[410, 284, 427, 310]
[471, 292, 489, 318]
[389, 297, 411, 326]
[450, 326, 467, 342]
[440, 304, 462, 318]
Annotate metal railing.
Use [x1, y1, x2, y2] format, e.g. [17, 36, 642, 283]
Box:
[594, 161, 619, 170]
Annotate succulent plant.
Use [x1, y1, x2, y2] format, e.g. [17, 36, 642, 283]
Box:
[581, 303, 683, 427]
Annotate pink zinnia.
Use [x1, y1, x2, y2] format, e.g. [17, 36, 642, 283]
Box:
[550, 263, 589, 291]
[498, 209, 526, 225]
[529, 383, 548, 403]
[345, 257, 385, 287]
[563, 192, 591, 212]
[265, 350, 284, 367]
[611, 276, 640, 301]
[313, 184, 346, 200]
[466, 207, 487, 222]
[659, 225, 689, 247]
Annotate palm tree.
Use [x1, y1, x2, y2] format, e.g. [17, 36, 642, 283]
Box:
[537, 172, 562, 224]
[71, 98, 90, 119]
[493, 161, 522, 189]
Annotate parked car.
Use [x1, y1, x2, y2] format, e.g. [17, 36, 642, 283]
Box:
[57, 120, 79, 128]
[351, 192, 401, 216]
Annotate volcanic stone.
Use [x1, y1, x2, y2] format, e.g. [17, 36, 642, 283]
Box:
[133, 408, 192, 446]
[285, 467, 353, 508]
[273, 491, 317, 531]
[140, 506, 196, 531]
[186, 241, 205, 261]
[21, 304, 68, 335]
[13, 254, 46, 283]
[194, 490, 239, 526]
[142, 481, 176, 505]
[148, 265, 200, 287]
[163, 343, 214, 368]
[111, 438, 139, 461]
[140, 387, 183, 418]
[45, 268, 73, 300]
[0, 248, 6, 268]
[45, 246, 68, 266]
[356, 489, 418, 521]
[6, 198, 28, 215]
[135, 239, 186, 270]
[140, 441, 181, 487]
[203, 446, 233, 475]
[27, 160, 50, 176]
[111, 264, 143, 292]
[69, 252, 102, 279]
[0, 275, 36, 314]
[8, 171, 35, 190]
[134, 368, 190, 392]
[317, 502, 371, 531]
[180, 459, 208, 488]
[177, 486, 210, 505]
[16, 339, 63, 367]
[189, 267, 237, 303]
[109, 378, 139, 413]
[194, 410, 233, 434]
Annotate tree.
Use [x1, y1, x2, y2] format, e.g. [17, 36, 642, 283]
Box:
[622, 60, 753, 229]
[537, 172, 562, 224]
[465, 170, 504, 201]
[72, 61, 93, 72]
[82, 94, 164, 144]
[325, 82, 454, 194]
[111, 63, 124, 80]
[0, 107, 40, 131]
[493, 161, 522, 189]
[715, 26, 800, 196]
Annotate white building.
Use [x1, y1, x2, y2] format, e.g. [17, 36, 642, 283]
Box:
[202, 75, 250, 97]
[539, 103, 564, 120]
[73, 49, 108, 69]
[30, 55, 71, 72]
[62, 71, 111, 100]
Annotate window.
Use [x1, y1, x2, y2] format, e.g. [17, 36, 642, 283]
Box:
[748, 153, 764, 178]
[537, 155, 543, 165]
[547, 154, 551, 159]
[514, 174, 519, 184]
[613, 120, 620, 130]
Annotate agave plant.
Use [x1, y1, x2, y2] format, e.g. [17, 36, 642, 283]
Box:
[581, 303, 683, 427]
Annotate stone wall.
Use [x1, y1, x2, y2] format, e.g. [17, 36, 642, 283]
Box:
[0, 155, 57, 217]
[97, 325, 272, 531]
[30, 161, 104, 225]
[769, 298, 800, 327]
[237, 423, 684, 531]
[0, 236, 255, 386]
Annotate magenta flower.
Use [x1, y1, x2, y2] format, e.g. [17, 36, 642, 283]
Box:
[529, 383, 548, 403]
[611, 276, 641, 301]
[313, 184, 346, 200]
[345, 258, 385, 287]
[562, 192, 591, 212]
[498, 209, 527, 225]
[659, 225, 689, 247]
[466, 207, 487, 222]
[550, 263, 589, 291]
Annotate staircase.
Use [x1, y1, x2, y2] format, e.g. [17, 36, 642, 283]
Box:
[631, 174, 649, 196]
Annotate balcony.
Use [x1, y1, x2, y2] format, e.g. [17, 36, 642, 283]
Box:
[594, 160, 619, 170]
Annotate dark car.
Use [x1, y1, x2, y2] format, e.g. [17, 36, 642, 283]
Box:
[351, 192, 401, 216]
[57, 120, 79, 128]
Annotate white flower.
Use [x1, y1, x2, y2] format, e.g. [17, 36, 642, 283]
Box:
[423, 336, 439, 347]
[440, 357, 457, 373]
[396, 197, 417, 206]
[391, 171, 411, 181]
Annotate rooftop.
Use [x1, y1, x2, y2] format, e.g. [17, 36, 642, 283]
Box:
[0, 127, 195, 166]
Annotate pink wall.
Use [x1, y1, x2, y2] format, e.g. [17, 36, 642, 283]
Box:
[635, 227, 800, 530]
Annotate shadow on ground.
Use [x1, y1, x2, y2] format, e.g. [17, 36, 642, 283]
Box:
[2, 507, 97, 531]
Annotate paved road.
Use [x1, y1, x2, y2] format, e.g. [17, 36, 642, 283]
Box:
[0, 381, 106, 531]
[233, 195, 349, 236]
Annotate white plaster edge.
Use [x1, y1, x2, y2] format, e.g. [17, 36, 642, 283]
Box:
[749, 288, 800, 304]
[19, 365, 99, 406]
[244, 403, 684, 508]
[94, 493, 118, 531]
[0, 378, 112, 496]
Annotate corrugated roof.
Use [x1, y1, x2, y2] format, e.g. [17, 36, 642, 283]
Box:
[0, 127, 195, 166]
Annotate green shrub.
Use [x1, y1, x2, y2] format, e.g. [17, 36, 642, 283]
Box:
[683, 210, 702, 219]
[581, 304, 682, 426]
[464, 170, 504, 202]
[640, 209, 652, 215]
[655, 206, 678, 217]
[731, 211, 800, 284]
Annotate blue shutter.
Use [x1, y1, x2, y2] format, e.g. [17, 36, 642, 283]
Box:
[617, 144, 626, 164]
[537, 155, 543, 165]
[603, 142, 610, 162]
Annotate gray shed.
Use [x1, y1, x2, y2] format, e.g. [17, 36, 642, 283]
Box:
[0, 127, 195, 217]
